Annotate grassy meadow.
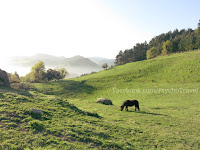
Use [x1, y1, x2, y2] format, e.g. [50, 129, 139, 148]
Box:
[1, 51, 200, 149]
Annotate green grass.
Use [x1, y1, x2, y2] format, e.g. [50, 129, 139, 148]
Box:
[1, 51, 200, 149]
[0, 90, 111, 149]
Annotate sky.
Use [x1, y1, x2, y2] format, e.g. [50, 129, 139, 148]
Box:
[0, 0, 200, 61]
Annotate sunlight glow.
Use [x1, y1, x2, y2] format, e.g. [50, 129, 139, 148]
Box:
[0, 0, 149, 59]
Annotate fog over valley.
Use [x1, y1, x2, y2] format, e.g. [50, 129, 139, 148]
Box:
[0, 54, 114, 78]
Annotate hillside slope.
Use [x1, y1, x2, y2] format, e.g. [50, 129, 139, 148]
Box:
[36, 51, 200, 99]
[2, 51, 200, 149]
[0, 88, 122, 149]
[77, 50, 200, 83]
[34, 51, 200, 150]
[35, 51, 200, 149]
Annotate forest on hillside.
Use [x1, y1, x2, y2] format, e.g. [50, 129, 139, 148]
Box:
[115, 20, 200, 65]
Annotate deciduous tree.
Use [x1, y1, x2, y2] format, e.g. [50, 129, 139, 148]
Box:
[146, 47, 160, 59]
[102, 63, 108, 70]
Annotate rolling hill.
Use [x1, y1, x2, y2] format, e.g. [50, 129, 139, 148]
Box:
[9, 54, 106, 77]
[35, 51, 200, 149]
[36, 50, 200, 98]
[1, 51, 200, 149]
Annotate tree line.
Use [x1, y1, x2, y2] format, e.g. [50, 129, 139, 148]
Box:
[24, 61, 68, 83]
[8, 61, 68, 83]
[115, 20, 200, 65]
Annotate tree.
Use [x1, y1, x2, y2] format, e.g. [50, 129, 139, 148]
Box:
[113, 20, 200, 63]
[25, 61, 47, 83]
[162, 40, 173, 55]
[196, 20, 200, 49]
[58, 68, 68, 79]
[24, 61, 68, 82]
[115, 50, 125, 66]
[102, 63, 108, 70]
[171, 37, 180, 52]
[133, 42, 149, 61]
[114, 42, 148, 66]
[32, 61, 46, 82]
[46, 68, 68, 81]
[178, 35, 187, 51]
[146, 47, 160, 59]
[46, 69, 57, 81]
[8, 72, 20, 83]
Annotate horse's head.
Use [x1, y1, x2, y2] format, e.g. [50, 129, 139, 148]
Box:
[121, 105, 124, 111]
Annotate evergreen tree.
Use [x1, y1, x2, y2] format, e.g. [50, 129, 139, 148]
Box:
[115, 20, 200, 65]
[115, 50, 124, 66]
[197, 20, 200, 48]
[133, 42, 148, 61]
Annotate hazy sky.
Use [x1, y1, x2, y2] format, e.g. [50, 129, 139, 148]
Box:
[0, 0, 200, 60]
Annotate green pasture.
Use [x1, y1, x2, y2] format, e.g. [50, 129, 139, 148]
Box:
[1, 51, 200, 149]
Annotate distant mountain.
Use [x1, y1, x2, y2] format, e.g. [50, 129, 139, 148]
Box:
[66, 55, 85, 64]
[67, 56, 102, 77]
[9, 54, 103, 78]
[89, 57, 115, 67]
[10, 54, 69, 68]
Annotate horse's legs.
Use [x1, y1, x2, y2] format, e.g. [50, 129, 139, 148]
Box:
[126, 105, 128, 111]
[136, 104, 140, 111]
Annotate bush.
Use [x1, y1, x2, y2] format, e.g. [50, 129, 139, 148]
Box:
[8, 72, 20, 83]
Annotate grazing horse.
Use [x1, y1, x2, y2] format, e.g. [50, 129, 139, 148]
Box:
[121, 100, 140, 111]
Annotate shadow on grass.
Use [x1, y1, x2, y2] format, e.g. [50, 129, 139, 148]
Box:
[129, 110, 167, 116]
[0, 86, 33, 97]
[36, 80, 96, 97]
[56, 98, 102, 118]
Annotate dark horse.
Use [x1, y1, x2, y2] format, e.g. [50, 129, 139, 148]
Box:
[121, 100, 140, 111]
